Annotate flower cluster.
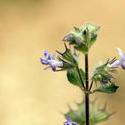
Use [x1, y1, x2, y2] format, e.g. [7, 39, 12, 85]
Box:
[63, 23, 100, 53]
[40, 44, 78, 71]
[40, 23, 124, 125]
[40, 50, 63, 71]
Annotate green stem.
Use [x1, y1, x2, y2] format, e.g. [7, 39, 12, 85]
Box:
[85, 54, 89, 125]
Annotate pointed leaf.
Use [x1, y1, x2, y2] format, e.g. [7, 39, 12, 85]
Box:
[67, 68, 85, 88]
[93, 83, 119, 94]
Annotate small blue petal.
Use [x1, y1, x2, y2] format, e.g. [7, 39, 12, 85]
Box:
[47, 54, 52, 60]
[64, 122, 72, 125]
[65, 117, 71, 121]
[64, 122, 69, 125]
[51, 66, 56, 71]
[72, 122, 77, 125]
[110, 60, 123, 68]
[43, 66, 51, 70]
[117, 48, 125, 59]
[40, 58, 48, 65]
[43, 50, 48, 57]
[63, 117, 77, 125]
[121, 61, 125, 69]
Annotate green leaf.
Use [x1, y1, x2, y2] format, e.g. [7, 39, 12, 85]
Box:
[93, 83, 119, 94]
[67, 68, 85, 88]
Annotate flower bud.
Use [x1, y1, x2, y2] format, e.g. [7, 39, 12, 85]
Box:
[63, 23, 100, 54]
[56, 44, 78, 71]
[92, 59, 117, 84]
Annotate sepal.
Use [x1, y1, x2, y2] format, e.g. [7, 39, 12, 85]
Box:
[57, 44, 78, 71]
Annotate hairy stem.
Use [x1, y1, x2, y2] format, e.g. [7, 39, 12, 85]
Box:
[85, 54, 89, 125]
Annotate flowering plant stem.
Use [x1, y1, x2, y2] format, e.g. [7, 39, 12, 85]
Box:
[85, 54, 89, 125]
[40, 23, 121, 125]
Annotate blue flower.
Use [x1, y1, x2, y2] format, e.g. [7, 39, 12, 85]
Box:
[63, 117, 77, 125]
[40, 50, 63, 71]
[111, 48, 125, 69]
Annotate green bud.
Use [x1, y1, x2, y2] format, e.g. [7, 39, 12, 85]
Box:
[92, 60, 115, 84]
[63, 23, 100, 54]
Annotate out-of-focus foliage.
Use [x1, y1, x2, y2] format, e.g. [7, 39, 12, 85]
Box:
[64, 100, 112, 125]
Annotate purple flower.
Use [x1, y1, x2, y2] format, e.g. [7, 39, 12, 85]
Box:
[111, 48, 125, 69]
[63, 117, 77, 125]
[40, 50, 63, 71]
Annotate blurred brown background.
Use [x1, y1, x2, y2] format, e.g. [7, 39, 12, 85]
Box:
[0, 0, 125, 125]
